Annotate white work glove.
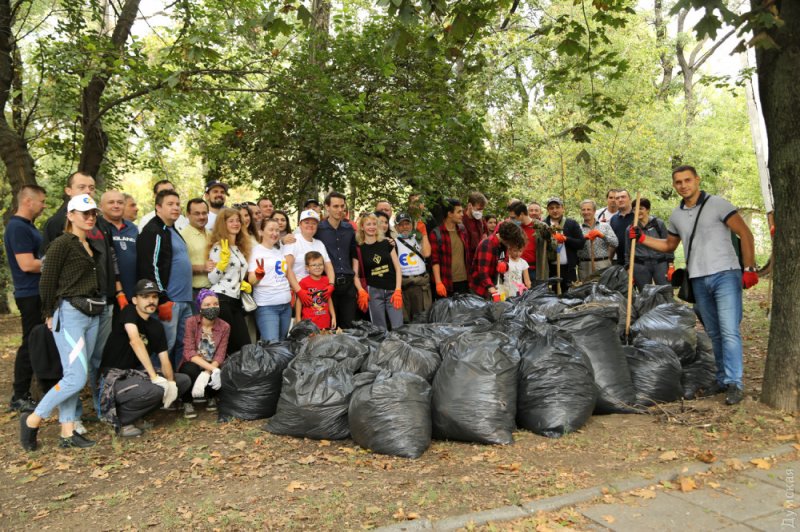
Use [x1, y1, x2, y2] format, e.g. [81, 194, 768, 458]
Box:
[192, 371, 211, 399]
[151, 375, 169, 395]
[162, 380, 179, 408]
[210, 368, 222, 390]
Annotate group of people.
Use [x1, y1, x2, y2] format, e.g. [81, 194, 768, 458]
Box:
[6, 164, 759, 452]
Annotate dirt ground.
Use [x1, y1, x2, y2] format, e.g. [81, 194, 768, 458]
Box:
[0, 284, 796, 530]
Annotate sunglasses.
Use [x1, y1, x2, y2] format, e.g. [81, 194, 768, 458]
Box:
[72, 210, 98, 219]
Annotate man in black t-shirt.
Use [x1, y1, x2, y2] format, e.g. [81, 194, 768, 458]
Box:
[100, 280, 191, 437]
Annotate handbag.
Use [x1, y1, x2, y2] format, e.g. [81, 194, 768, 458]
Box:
[241, 291, 257, 312]
[69, 296, 107, 316]
[672, 195, 710, 303]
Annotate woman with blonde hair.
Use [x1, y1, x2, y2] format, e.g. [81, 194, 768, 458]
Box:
[353, 213, 403, 330]
[208, 208, 252, 353]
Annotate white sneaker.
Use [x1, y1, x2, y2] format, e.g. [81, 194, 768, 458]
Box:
[73, 420, 87, 435]
[183, 403, 198, 419]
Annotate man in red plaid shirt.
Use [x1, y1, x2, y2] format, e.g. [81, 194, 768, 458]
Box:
[430, 199, 472, 298]
[469, 221, 528, 298]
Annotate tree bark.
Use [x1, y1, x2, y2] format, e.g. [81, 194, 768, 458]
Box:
[654, 0, 673, 99]
[78, 0, 141, 187]
[757, 0, 800, 412]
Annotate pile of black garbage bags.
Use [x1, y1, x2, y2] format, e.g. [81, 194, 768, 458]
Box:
[216, 266, 717, 459]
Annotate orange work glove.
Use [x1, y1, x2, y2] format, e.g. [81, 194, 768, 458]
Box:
[296, 289, 313, 306]
[416, 220, 428, 236]
[320, 283, 334, 300]
[770, 225, 775, 238]
[586, 229, 603, 240]
[666, 265, 675, 282]
[435, 282, 447, 298]
[116, 292, 128, 310]
[254, 258, 265, 280]
[553, 233, 567, 244]
[158, 301, 173, 321]
[742, 270, 759, 289]
[497, 261, 508, 274]
[390, 289, 403, 309]
[357, 288, 370, 312]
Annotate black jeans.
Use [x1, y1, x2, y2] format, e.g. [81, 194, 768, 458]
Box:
[178, 361, 217, 403]
[218, 293, 251, 354]
[331, 276, 357, 329]
[113, 373, 191, 426]
[12, 295, 43, 399]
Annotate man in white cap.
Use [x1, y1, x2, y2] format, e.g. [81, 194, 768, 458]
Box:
[284, 209, 335, 307]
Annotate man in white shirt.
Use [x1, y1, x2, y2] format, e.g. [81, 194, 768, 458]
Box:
[204, 180, 228, 230]
[283, 209, 335, 306]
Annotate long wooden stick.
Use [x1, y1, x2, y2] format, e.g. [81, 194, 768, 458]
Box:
[590, 233, 596, 274]
[625, 193, 642, 339]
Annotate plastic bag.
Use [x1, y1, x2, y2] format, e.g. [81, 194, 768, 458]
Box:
[363, 333, 441, 381]
[625, 339, 683, 406]
[218, 341, 295, 420]
[348, 371, 432, 458]
[634, 284, 675, 316]
[631, 303, 698, 365]
[598, 265, 629, 295]
[288, 319, 320, 354]
[432, 330, 520, 445]
[517, 332, 597, 438]
[294, 333, 370, 372]
[682, 331, 718, 399]
[428, 293, 493, 325]
[266, 358, 355, 440]
[551, 307, 636, 414]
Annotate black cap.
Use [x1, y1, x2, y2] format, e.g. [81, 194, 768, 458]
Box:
[204, 180, 229, 194]
[394, 212, 412, 224]
[303, 198, 320, 208]
[135, 279, 160, 296]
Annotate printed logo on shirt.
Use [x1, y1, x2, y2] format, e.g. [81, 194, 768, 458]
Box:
[274, 260, 287, 275]
[372, 254, 382, 265]
[399, 252, 418, 266]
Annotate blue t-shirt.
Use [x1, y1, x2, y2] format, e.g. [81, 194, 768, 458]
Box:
[4, 215, 42, 298]
[166, 227, 193, 303]
[108, 219, 139, 300]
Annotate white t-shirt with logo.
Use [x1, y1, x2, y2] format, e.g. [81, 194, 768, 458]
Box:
[283, 237, 331, 282]
[396, 236, 427, 276]
[249, 244, 291, 306]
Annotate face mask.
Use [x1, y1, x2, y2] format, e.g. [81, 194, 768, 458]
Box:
[472, 210, 483, 220]
[200, 307, 220, 320]
[512, 219, 522, 226]
[398, 231, 412, 239]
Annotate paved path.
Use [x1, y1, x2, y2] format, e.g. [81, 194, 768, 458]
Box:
[378, 444, 797, 531]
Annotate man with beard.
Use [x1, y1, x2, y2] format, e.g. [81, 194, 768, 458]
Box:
[205, 180, 229, 229]
[99, 280, 190, 437]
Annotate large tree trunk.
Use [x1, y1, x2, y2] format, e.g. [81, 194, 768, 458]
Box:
[654, 0, 673, 99]
[758, 0, 800, 412]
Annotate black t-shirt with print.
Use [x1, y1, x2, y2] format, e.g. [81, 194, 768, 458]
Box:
[101, 305, 168, 373]
[359, 240, 396, 290]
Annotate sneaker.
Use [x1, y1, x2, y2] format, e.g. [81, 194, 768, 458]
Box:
[183, 403, 197, 419]
[73, 420, 87, 435]
[8, 395, 37, 413]
[59, 431, 96, 449]
[162, 399, 179, 412]
[725, 384, 744, 405]
[19, 412, 38, 451]
[206, 398, 217, 412]
[117, 424, 143, 438]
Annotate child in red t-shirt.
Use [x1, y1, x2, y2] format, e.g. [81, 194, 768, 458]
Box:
[295, 251, 336, 330]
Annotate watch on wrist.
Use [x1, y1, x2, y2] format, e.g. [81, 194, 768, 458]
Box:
[744, 267, 757, 273]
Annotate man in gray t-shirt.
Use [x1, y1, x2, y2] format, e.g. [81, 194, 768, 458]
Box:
[629, 165, 759, 406]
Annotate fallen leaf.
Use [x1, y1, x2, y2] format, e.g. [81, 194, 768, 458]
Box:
[497, 463, 521, 472]
[318, 440, 331, 447]
[750, 458, 771, 470]
[775, 434, 798, 442]
[297, 455, 317, 465]
[659, 451, 678, 461]
[679, 477, 697, 492]
[695, 450, 717, 463]
[708, 481, 721, 489]
[365, 506, 381, 515]
[601, 515, 615, 524]
[232, 440, 247, 450]
[793, 443, 800, 452]
[725, 458, 745, 471]
[407, 512, 420, 520]
[52, 492, 75, 501]
[90, 468, 109, 479]
[631, 489, 656, 499]
[286, 480, 306, 493]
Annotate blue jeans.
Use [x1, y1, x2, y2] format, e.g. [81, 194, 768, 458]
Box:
[35, 301, 99, 423]
[88, 304, 113, 416]
[691, 269, 743, 388]
[161, 301, 194, 371]
[255, 303, 292, 341]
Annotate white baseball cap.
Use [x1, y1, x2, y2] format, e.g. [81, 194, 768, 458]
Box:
[67, 194, 98, 212]
[299, 209, 320, 223]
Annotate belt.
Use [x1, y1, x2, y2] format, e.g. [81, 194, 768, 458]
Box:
[634, 258, 668, 265]
[579, 256, 608, 262]
[402, 273, 429, 279]
[334, 274, 354, 285]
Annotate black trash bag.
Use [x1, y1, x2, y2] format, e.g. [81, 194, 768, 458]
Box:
[267, 358, 355, 439]
[631, 303, 698, 365]
[431, 330, 520, 444]
[364, 333, 441, 381]
[625, 339, 683, 406]
[598, 265, 629, 295]
[682, 331, 718, 399]
[344, 320, 388, 356]
[348, 371, 432, 458]
[393, 323, 470, 353]
[516, 332, 597, 438]
[428, 293, 493, 325]
[288, 320, 320, 354]
[551, 307, 637, 414]
[218, 341, 295, 420]
[566, 283, 596, 300]
[634, 284, 675, 316]
[295, 333, 370, 372]
[574, 283, 633, 335]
